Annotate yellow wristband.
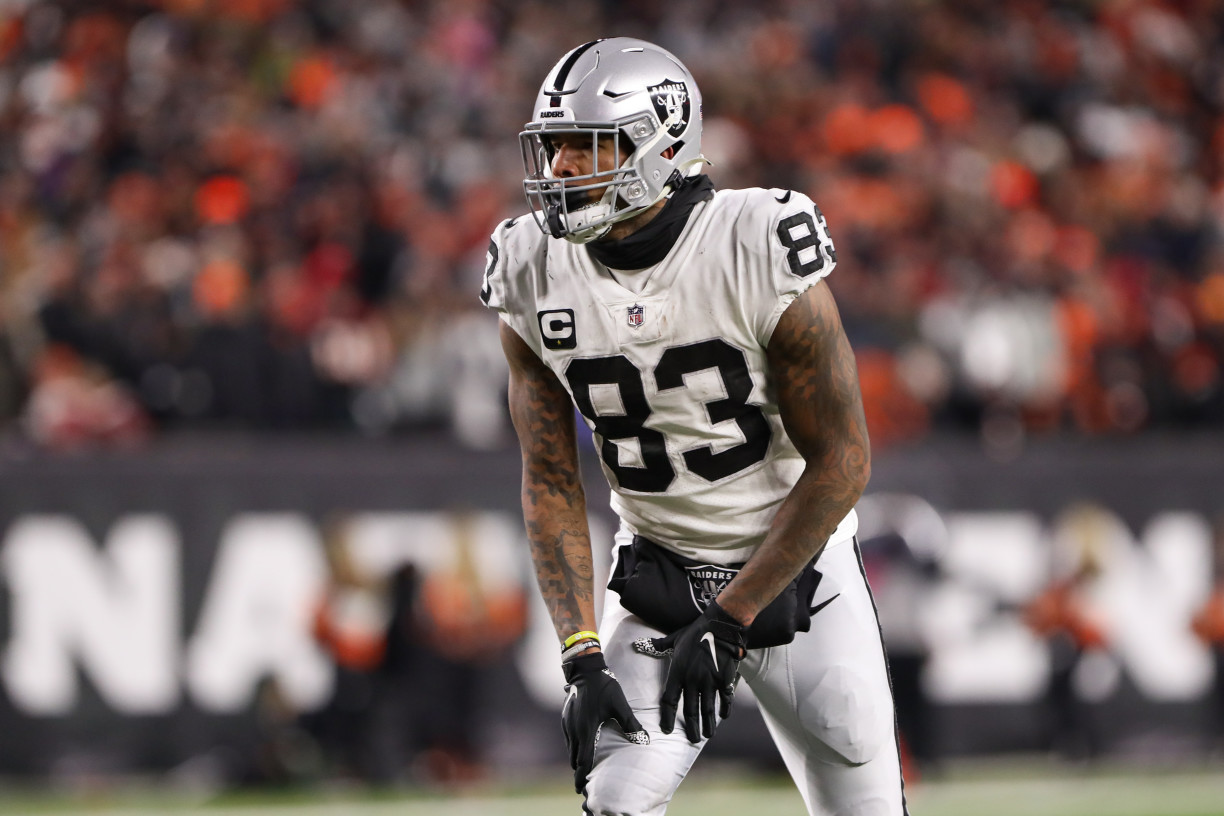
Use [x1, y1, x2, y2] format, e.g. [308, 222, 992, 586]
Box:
[563, 630, 600, 649]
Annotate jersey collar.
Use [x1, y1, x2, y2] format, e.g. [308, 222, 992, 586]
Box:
[585, 175, 715, 271]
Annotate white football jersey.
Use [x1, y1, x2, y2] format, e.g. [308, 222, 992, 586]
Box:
[482, 186, 857, 564]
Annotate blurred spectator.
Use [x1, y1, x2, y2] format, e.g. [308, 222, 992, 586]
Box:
[22, 342, 149, 449]
[308, 513, 390, 781]
[1023, 503, 1114, 761]
[308, 511, 527, 786]
[362, 561, 429, 785]
[404, 511, 527, 785]
[0, 1, 1223, 449]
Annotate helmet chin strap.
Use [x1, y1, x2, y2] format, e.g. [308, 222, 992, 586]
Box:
[545, 205, 567, 239]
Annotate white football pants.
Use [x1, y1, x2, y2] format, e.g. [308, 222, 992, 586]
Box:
[583, 534, 909, 816]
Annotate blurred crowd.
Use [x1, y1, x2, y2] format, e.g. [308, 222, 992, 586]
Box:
[1, 0, 1223, 453]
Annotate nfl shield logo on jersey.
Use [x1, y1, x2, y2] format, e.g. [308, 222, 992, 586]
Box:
[627, 303, 645, 328]
[684, 564, 739, 612]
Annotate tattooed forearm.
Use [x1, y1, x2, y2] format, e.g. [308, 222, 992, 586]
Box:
[718, 281, 870, 626]
[501, 321, 599, 642]
[525, 523, 596, 633]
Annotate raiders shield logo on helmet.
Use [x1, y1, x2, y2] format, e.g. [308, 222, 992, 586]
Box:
[684, 564, 739, 612]
[648, 79, 690, 138]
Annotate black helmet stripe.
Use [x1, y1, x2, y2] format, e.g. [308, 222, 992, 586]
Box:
[549, 39, 605, 95]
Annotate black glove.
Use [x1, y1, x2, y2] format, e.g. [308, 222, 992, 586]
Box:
[633, 601, 747, 742]
[561, 652, 649, 793]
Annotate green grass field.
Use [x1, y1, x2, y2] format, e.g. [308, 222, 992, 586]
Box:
[1, 762, 1222, 815]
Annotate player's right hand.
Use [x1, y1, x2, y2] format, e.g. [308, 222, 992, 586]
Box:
[561, 652, 650, 793]
[632, 600, 747, 743]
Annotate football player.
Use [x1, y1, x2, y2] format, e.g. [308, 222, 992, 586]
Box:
[482, 37, 908, 815]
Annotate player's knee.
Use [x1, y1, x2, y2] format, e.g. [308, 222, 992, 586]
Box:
[800, 666, 893, 766]
[584, 761, 674, 816]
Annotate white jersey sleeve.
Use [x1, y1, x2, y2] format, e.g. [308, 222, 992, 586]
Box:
[479, 216, 550, 355]
[737, 188, 839, 347]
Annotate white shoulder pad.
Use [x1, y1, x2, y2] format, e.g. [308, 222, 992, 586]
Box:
[724, 188, 838, 345]
[478, 215, 551, 347]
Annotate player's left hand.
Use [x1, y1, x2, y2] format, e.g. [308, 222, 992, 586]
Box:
[561, 652, 649, 793]
[633, 601, 747, 742]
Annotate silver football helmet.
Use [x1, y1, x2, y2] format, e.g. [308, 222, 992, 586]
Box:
[521, 38, 707, 244]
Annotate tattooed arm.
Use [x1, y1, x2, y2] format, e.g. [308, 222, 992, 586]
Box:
[502, 320, 649, 776]
[716, 280, 871, 626]
[500, 320, 600, 650]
